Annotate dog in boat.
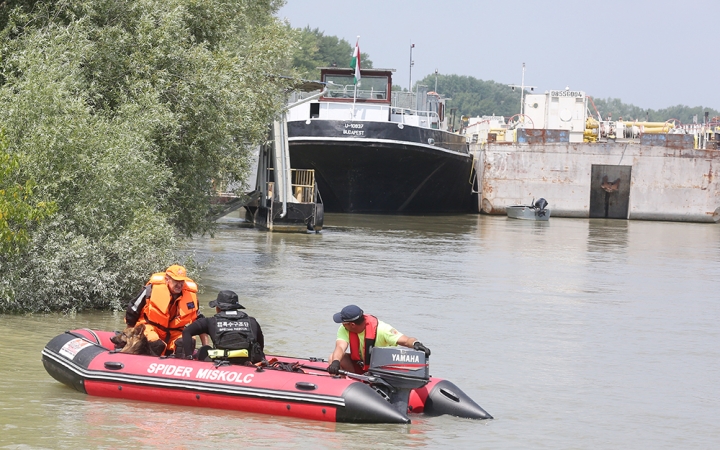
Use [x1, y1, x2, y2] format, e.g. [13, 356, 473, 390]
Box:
[110, 324, 193, 357]
[110, 324, 165, 356]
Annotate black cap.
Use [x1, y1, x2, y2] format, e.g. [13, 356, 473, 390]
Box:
[209, 290, 245, 310]
[333, 305, 363, 323]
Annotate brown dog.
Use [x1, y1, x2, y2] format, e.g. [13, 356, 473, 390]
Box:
[110, 324, 165, 356]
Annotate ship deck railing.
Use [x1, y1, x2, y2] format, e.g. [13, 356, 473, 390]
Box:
[326, 84, 387, 100]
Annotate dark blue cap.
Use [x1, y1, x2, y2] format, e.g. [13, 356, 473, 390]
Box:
[333, 305, 363, 323]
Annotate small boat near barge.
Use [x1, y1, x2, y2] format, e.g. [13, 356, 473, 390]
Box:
[42, 329, 492, 424]
[506, 198, 550, 221]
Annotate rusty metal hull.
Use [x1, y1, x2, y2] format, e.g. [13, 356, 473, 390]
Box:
[474, 141, 720, 223]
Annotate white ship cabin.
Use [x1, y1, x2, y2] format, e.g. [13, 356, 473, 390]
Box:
[287, 67, 448, 130]
[523, 89, 588, 142]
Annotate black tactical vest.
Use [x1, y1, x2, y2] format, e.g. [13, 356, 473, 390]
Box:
[213, 310, 255, 351]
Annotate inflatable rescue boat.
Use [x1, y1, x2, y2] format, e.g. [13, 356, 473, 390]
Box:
[42, 329, 492, 423]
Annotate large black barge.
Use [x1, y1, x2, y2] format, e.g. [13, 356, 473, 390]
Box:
[286, 68, 474, 214]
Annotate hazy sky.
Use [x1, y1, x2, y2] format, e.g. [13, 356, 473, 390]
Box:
[277, 0, 719, 111]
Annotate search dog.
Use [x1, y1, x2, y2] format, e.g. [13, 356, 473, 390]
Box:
[110, 324, 165, 356]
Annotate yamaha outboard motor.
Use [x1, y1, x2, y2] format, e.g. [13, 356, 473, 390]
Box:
[367, 347, 493, 420]
[534, 197, 548, 210]
[534, 197, 549, 217]
[367, 347, 429, 417]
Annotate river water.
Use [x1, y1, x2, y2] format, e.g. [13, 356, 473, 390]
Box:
[1, 213, 719, 449]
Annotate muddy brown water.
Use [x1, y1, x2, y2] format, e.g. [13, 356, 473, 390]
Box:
[2, 214, 719, 448]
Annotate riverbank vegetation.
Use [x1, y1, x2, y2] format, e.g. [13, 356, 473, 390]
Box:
[0, 0, 295, 313]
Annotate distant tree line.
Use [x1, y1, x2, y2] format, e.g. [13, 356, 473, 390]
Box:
[288, 29, 719, 125]
[415, 74, 521, 120]
[291, 27, 373, 81]
[589, 98, 719, 125]
[289, 32, 719, 126]
[415, 74, 719, 127]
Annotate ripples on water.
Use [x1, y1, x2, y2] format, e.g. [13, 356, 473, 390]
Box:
[1, 214, 719, 449]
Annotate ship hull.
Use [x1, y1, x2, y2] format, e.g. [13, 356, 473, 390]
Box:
[287, 120, 474, 214]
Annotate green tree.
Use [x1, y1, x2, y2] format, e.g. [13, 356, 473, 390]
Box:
[416, 74, 522, 129]
[0, 129, 55, 256]
[291, 27, 373, 80]
[0, 0, 294, 313]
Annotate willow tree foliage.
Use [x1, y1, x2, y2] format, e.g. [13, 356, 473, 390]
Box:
[0, 0, 295, 312]
[0, 130, 56, 256]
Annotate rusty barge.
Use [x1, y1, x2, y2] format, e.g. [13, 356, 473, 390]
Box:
[464, 89, 720, 223]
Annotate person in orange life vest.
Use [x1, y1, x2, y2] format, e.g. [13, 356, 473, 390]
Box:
[327, 304, 431, 375]
[124, 265, 209, 356]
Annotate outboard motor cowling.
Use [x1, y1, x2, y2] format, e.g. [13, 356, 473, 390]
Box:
[534, 198, 548, 210]
[368, 347, 429, 418]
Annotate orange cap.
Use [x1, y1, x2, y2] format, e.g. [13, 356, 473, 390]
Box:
[165, 265, 189, 281]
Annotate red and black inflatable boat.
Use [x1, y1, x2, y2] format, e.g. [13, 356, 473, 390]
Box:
[42, 329, 492, 424]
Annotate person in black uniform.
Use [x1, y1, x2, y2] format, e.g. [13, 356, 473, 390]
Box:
[181, 290, 265, 364]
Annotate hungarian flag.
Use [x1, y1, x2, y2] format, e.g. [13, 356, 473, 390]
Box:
[351, 39, 361, 84]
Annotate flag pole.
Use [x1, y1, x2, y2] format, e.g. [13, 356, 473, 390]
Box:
[409, 42, 414, 93]
[352, 36, 360, 119]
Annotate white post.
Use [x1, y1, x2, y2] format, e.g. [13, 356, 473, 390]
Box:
[409, 42, 414, 92]
[508, 63, 535, 127]
[353, 83, 357, 119]
[272, 118, 290, 218]
[520, 62, 525, 121]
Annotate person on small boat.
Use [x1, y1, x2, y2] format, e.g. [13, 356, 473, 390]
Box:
[124, 265, 208, 356]
[181, 290, 265, 365]
[327, 304, 431, 375]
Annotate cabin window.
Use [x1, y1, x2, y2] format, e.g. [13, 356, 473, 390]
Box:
[324, 74, 388, 100]
[310, 102, 320, 118]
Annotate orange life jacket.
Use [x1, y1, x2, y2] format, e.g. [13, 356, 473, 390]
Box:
[349, 314, 378, 368]
[136, 272, 199, 354]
